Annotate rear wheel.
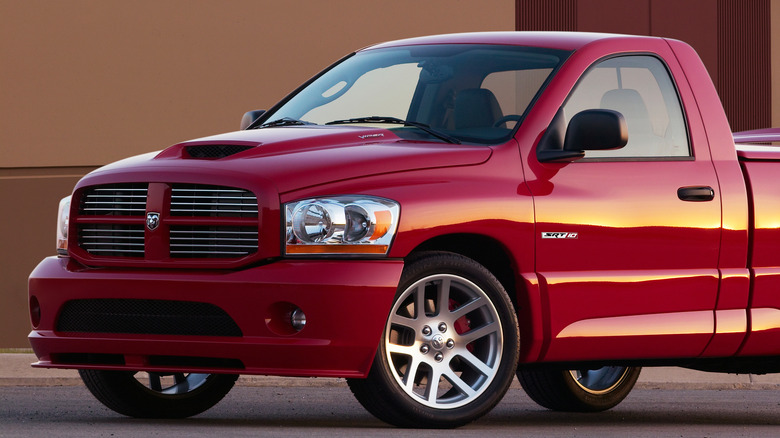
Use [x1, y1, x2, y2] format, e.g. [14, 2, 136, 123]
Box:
[517, 365, 640, 412]
[347, 252, 520, 428]
[79, 369, 237, 418]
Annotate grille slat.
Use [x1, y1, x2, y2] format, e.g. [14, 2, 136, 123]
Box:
[170, 185, 258, 218]
[80, 184, 148, 217]
[170, 230, 257, 235]
[172, 202, 258, 207]
[82, 208, 147, 212]
[89, 248, 144, 253]
[171, 209, 258, 215]
[82, 242, 144, 247]
[78, 224, 145, 258]
[170, 225, 258, 258]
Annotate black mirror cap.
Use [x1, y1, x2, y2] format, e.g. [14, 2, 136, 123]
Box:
[240, 109, 266, 130]
[563, 109, 628, 152]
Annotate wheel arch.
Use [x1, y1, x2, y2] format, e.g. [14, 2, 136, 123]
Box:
[405, 233, 546, 363]
[407, 233, 520, 311]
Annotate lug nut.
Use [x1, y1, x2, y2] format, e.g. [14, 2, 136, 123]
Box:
[422, 325, 432, 336]
[438, 322, 447, 333]
[446, 339, 455, 349]
[434, 352, 444, 362]
[420, 344, 430, 354]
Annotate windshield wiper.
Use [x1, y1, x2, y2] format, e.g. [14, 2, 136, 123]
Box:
[326, 116, 461, 144]
[255, 117, 317, 129]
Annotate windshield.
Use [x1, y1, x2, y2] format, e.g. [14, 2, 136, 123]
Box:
[260, 44, 570, 144]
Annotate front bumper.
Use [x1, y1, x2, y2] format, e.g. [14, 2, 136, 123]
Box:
[28, 256, 404, 378]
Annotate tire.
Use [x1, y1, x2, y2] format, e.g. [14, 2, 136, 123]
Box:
[517, 365, 640, 412]
[79, 369, 238, 418]
[347, 252, 520, 428]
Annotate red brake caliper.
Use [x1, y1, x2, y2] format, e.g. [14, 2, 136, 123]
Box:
[449, 298, 474, 352]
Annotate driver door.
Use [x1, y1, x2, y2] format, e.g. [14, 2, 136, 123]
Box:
[532, 55, 721, 362]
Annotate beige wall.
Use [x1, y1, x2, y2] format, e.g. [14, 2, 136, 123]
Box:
[1, 0, 515, 168]
[0, 1, 514, 347]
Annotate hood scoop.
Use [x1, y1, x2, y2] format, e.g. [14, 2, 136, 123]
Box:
[184, 144, 255, 159]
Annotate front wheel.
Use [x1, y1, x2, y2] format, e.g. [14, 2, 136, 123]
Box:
[79, 369, 238, 418]
[517, 366, 640, 412]
[347, 252, 520, 428]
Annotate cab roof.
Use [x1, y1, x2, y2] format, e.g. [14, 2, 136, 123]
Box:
[364, 31, 660, 52]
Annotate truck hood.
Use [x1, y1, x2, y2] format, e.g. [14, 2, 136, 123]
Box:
[87, 126, 493, 193]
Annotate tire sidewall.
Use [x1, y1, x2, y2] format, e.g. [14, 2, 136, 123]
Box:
[79, 370, 237, 418]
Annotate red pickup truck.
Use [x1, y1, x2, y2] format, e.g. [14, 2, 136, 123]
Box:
[28, 32, 780, 428]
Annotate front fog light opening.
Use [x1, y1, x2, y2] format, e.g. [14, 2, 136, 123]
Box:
[266, 302, 307, 336]
[30, 296, 41, 328]
[290, 307, 307, 332]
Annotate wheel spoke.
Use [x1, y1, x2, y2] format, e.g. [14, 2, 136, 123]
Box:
[457, 349, 495, 377]
[148, 373, 162, 392]
[436, 277, 451, 315]
[460, 321, 498, 344]
[173, 373, 189, 393]
[450, 296, 484, 319]
[443, 369, 477, 399]
[387, 342, 417, 356]
[425, 369, 444, 402]
[415, 283, 426, 319]
[390, 314, 417, 332]
[403, 357, 422, 391]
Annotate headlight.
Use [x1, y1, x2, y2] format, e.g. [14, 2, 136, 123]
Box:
[285, 196, 399, 255]
[56, 196, 71, 256]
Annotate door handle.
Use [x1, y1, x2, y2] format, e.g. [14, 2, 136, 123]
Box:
[677, 186, 715, 202]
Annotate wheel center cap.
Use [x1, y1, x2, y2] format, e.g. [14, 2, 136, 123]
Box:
[431, 334, 445, 350]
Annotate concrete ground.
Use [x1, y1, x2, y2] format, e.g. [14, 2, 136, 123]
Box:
[2, 353, 780, 389]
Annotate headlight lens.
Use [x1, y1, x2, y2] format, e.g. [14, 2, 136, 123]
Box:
[285, 196, 399, 255]
[56, 196, 71, 256]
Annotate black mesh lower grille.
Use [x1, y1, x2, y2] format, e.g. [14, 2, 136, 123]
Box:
[56, 299, 243, 337]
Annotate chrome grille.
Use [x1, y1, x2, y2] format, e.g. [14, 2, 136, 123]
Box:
[74, 182, 260, 263]
[79, 184, 148, 216]
[170, 226, 258, 258]
[78, 224, 145, 257]
[171, 184, 258, 218]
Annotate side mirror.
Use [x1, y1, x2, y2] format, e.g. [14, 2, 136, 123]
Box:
[537, 109, 627, 162]
[564, 109, 627, 152]
[240, 109, 266, 130]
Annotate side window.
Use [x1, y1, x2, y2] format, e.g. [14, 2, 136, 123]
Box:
[563, 56, 690, 158]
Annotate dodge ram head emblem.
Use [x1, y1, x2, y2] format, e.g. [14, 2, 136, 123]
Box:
[146, 212, 160, 231]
